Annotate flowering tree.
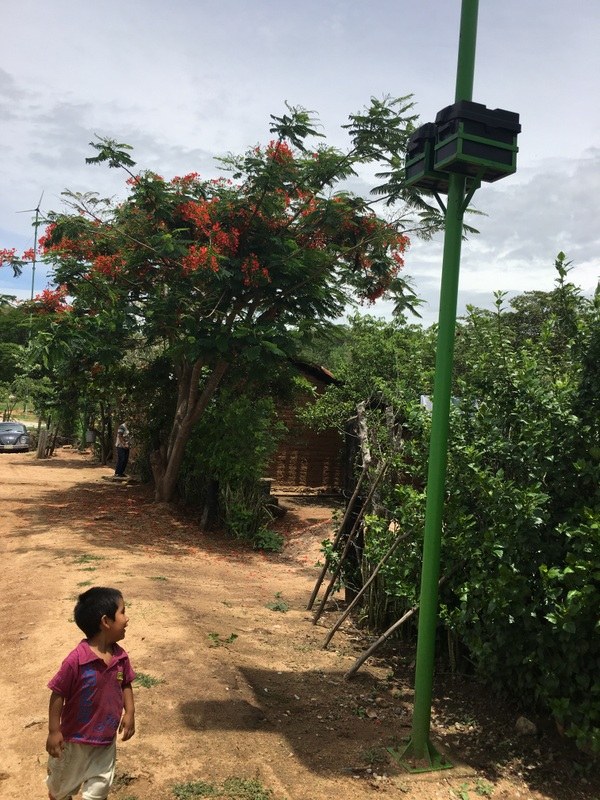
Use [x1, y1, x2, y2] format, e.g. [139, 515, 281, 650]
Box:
[19, 100, 421, 501]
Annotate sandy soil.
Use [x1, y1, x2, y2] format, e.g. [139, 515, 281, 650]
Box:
[0, 449, 597, 800]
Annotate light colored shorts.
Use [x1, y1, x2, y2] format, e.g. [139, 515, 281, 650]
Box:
[47, 739, 116, 800]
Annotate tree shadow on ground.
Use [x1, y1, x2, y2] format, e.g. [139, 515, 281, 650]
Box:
[178, 659, 599, 798]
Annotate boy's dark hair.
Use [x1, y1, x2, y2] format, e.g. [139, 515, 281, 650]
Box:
[74, 586, 123, 638]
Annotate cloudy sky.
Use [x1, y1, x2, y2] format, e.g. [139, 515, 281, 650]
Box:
[1, 0, 599, 325]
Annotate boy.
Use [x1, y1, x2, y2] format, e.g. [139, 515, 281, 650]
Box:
[46, 587, 136, 800]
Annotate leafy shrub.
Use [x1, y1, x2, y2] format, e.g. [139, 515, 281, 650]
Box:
[308, 259, 600, 754]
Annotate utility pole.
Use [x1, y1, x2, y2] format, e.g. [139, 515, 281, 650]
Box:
[392, 0, 519, 768]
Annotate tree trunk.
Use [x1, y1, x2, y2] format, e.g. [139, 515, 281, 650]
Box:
[151, 358, 229, 502]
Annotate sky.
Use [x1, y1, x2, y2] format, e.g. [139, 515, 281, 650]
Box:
[1, 0, 599, 326]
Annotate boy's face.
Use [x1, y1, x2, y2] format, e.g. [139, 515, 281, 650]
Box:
[104, 597, 129, 643]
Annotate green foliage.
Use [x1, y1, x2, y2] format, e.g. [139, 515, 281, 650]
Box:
[474, 780, 494, 797]
[207, 632, 238, 647]
[306, 257, 600, 755]
[181, 392, 283, 493]
[299, 314, 435, 434]
[71, 553, 105, 564]
[252, 527, 284, 553]
[172, 777, 275, 800]
[133, 672, 163, 688]
[178, 391, 284, 548]
[266, 592, 289, 611]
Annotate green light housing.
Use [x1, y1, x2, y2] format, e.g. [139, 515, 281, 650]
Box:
[434, 100, 521, 181]
[405, 123, 451, 193]
[405, 102, 521, 193]
[405, 122, 477, 195]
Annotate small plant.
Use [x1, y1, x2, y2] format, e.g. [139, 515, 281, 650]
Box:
[172, 776, 275, 800]
[266, 592, 289, 612]
[221, 777, 274, 800]
[452, 784, 471, 800]
[72, 554, 105, 564]
[173, 780, 218, 798]
[77, 580, 92, 587]
[475, 779, 494, 797]
[252, 527, 284, 553]
[133, 672, 163, 688]
[361, 746, 388, 767]
[149, 575, 168, 581]
[208, 632, 238, 647]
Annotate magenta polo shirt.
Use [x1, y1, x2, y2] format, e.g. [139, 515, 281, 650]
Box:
[48, 640, 135, 746]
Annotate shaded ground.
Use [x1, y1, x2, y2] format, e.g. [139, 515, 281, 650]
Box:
[0, 449, 597, 800]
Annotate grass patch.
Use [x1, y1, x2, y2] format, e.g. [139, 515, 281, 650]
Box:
[133, 672, 163, 688]
[361, 745, 388, 767]
[208, 632, 238, 647]
[76, 580, 92, 587]
[172, 777, 275, 800]
[72, 554, 105, 564]
[265, 592, 289, 612]
[149, 575, 168, 581]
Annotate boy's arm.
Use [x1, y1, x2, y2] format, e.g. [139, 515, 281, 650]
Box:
[46, 691, 65, 757]
[119, 683, 135, 740]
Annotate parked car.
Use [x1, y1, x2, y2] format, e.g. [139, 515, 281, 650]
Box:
[0, 422, 31, 452]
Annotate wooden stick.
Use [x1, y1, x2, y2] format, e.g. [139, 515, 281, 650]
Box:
[356, 401, 372, 469]
[311, 461, 388, 625]
[322, 528, 413, 649]
[306, 465, 367, 610]
[343, 571, 453, 680]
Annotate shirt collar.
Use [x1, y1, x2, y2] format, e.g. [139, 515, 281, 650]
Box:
[76, 639, 126, 666]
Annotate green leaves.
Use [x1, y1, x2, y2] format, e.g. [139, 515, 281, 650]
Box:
[269, 102, 324, 150]
[302, 258, 600, 754]
[85, 136, 136, 170]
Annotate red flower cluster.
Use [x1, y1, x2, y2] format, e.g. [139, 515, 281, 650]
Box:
[181, 245, 219, 275]
[179, 199, 240, 264]
[179, 200, 219, 234]
[365, 285, 386, 303]
[92, 254, 123, 277]
[171, 172, 200, 189]
[37, 223, 57, 252]
[241, 254, 270, 287]
[265, 139, 294, 164]
[34, 285, 71, 313]
[0, 247, 17, 266]
[22, 248, 36, 261]
[212, 225, 240, 256]
[390, 232, 410, 268]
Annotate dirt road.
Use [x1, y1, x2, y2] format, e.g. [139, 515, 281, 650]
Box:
[0, 450, 595, 800]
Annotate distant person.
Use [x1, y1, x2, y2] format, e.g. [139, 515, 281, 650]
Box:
[45, 586, 136, 800]
[114, 423, 130, 478]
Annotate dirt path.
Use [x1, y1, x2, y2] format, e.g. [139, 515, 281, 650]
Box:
[0, 450, 596, 800]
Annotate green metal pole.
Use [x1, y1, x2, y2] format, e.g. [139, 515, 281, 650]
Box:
[402, 0, 479, 768]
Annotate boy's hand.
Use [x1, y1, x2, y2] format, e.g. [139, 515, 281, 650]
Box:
[119, 711, 135, 741]
[46, 731, 65, 758]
